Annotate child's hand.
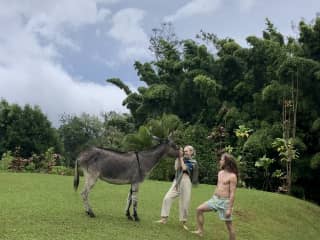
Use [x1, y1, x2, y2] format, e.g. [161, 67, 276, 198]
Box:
[225, 209, 232, 218]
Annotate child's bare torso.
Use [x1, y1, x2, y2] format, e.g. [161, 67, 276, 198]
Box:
[214, 170, 235, 198]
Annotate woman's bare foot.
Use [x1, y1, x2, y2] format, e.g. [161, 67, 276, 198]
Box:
[155, 217, 167, 224]
[182, 223, 189, 231]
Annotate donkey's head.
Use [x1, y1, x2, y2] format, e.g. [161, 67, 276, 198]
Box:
[164, 133, 180, 158]
[152, 133, 179, 158]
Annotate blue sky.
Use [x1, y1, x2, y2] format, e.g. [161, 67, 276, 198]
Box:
[0, 0, 319, 126]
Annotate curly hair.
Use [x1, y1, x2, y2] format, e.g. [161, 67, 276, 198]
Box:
[221, 153, 239, 179]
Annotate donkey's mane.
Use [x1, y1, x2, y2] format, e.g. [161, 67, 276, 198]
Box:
[96, 147, 132, 154]
[96, 141, 168, 154]
[140, 141, 168, 153]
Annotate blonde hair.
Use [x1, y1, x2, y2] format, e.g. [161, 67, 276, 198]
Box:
[184, 145, 196, 157]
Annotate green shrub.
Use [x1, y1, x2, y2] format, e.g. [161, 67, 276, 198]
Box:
[311, 118, 320, 132]
[310, 152, 320, 169]
[0, 151, 14, 171]
[50, 166, 74, 176]
[24, 162, 36, 172]
[244, 128, 274, 156]
[148, 157, 175, 181]
[291, 185, 305, 199]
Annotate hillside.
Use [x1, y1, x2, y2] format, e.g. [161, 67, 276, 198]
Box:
[0, 172, 319, 240]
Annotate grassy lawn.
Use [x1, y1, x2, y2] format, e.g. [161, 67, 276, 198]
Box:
[0, 172, 319, 240]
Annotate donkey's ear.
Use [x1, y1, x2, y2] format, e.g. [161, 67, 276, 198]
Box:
[168, 132, 173, 140]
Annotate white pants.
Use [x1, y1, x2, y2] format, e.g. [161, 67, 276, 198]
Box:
[160, 174, 192, 222]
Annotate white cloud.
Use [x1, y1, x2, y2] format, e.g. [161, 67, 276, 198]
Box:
[109, 8, 148, 44]
[0, 58, 128, 126]
[164, 0, 222, 22]
[0, 0, 127, 126]
[118, 46, 150, 62]
[238, 0, 256, 12]
[96, 0, 121, 4]
[108, 8, 151, 62]
[97, 8, 112, 22]
[0, 0, 114, 50]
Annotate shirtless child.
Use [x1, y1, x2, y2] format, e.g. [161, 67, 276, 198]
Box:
[192, 153, 238, 239]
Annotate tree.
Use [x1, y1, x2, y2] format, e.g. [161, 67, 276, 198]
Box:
[299, 17, 320, 61]
[58, 113, 103, 167]
[149, 22, 179, 61]
[0, 99, 62, 158]
[106, 78, 132, 95]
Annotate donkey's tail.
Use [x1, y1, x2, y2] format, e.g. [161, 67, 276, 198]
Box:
[73, 159, 80, 191]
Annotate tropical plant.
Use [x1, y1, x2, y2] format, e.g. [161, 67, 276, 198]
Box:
[255, 155, 275, 190]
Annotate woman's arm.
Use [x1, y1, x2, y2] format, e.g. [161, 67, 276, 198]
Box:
[174, 158, 180, 170]
[178, 148, 187, 171]
[180, 156, 187, 171]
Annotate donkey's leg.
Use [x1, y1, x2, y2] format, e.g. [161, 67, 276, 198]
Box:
[131, 183, 140, 221]
[81, 170, 98, 217]
[125, 186, 133, 220]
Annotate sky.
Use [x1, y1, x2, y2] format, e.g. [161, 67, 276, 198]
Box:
[0, 0, 319, 127]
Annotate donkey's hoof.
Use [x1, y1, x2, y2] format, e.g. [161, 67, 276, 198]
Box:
[127, 215, 134, 220]
[134, 216, 140, 222]
[126, 211, 133, 220]
[86, 210, 96, 218]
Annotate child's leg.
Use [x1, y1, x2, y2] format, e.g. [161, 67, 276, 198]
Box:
[193, 202, 212, 235]
[225, 221, 236, 240]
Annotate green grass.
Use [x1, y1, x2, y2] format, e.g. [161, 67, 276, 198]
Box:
[0, 172, 319, 240]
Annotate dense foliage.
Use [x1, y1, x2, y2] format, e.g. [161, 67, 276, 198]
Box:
[0, 100, 62, 158]
[107, 18, 320, 203]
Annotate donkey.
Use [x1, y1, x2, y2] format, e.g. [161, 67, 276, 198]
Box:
[73, 137, 179, 221]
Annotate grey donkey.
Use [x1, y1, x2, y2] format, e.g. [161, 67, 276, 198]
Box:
[73, 137, 179, 221]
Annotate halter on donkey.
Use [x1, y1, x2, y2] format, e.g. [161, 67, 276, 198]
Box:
[73, 137, 179, 221]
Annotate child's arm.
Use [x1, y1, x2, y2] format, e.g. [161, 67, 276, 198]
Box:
[226, 175, 237, 218]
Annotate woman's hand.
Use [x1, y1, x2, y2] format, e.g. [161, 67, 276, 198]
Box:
[179, 147, 184, 158]
[179, 147, 187, 170]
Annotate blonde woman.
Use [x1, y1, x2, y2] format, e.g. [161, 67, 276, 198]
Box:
[156, 145, 198, 230]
